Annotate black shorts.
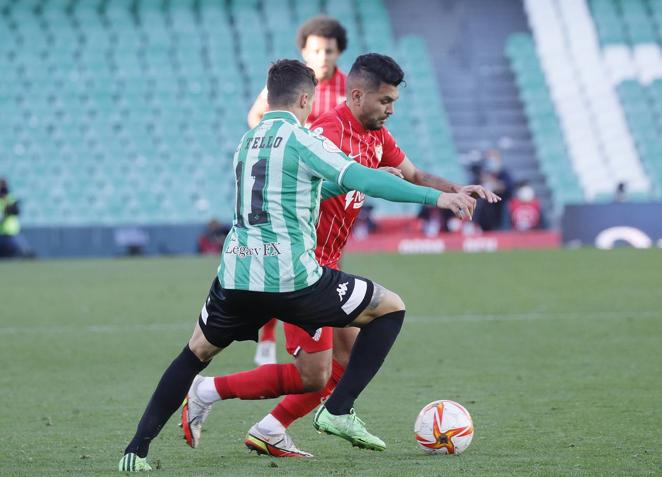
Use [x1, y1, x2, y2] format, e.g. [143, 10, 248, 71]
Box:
[198, 267, 375, 348]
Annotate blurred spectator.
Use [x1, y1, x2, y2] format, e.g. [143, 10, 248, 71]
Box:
[114, 227, 149, 256]
[474, 149, 514, 231]
[509, 181, 542, 231]
[418, 205, 480, 236]
[0, 178, 30, 258]
[352, 204, 377, 240]
[615, 182, 627, 202]
[417, 205, 445, 236]
[198, 219, 230, 255]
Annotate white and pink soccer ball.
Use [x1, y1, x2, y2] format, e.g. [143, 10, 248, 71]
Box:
[414, 400, 474, 455]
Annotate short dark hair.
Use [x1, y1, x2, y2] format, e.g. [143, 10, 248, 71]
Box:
[348, 53, 405, 91]
[267, 59, 318, 106]
[296, 16, 348, 52]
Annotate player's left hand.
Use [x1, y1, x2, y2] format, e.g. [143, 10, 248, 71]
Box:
[459, 185, 501, 203]
[379, 166, 405, 179]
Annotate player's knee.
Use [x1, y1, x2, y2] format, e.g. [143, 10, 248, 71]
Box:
[332, 347, 351, 369]
[188, 326, 223, 362]
[188, 342, 218, 362]
[381, 290, 406, 314]
[298, 361, 331, 392]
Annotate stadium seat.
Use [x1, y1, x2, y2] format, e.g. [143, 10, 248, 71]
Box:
[524, 0, 652, 200]
[0, 0, 461, 225]
[506, 33, 585, 210]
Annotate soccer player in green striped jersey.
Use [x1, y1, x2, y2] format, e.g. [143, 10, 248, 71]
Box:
[220, 109, 351, 293]
[118, 60, 475, 471]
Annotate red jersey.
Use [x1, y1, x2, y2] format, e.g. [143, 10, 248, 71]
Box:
[312, 103, 406, 268]
[307, 68, 346, 126]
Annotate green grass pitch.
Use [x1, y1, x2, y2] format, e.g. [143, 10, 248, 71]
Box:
[1, 249, 661, 476]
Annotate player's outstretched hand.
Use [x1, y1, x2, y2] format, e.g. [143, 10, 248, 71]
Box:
[378, 166, 405, 179]
[437, 192, 476, 220]
[459, 185, 501, 204]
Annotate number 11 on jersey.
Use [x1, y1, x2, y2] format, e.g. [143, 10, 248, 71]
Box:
[234, 160, 270, 227]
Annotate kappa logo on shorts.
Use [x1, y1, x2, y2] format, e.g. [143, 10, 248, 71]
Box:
[336, 282, 349, 301]
[312, 328, 323, 342]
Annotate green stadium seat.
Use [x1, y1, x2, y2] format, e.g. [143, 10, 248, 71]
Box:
[0, 0, 459, 225]
[506, 33, 585, 209]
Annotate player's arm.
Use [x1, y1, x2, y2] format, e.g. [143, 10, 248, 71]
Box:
[321, 181, 349, 200]
[320, 167, 402, 200]
[398, 156, 501, 203]
[247, 88, 268, 128]
[294, 128, 476, 218]
[340, 163, 475, 219]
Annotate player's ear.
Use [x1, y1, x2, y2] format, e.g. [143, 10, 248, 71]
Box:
[300, 91, 311, 109]
[349, 88, 363, 106]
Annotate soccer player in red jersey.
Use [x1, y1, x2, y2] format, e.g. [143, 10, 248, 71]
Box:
[249, 16, 349, 365]
[181, 54, 499, 457]
[248, 16, 348, 129]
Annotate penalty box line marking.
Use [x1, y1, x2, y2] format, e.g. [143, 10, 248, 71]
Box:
[0, 310, 659, 335]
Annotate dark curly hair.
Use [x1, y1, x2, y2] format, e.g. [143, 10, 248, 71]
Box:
[296, 16, 348, 52]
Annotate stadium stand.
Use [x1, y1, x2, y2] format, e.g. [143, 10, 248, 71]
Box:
[590, 0, 662, 198]
[0, 0, 459, 226]
[523, 0, 650, 201]
[386, 0, 557, 224]
[506, 34, 585, 210]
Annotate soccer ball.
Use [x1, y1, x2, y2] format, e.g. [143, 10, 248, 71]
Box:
[414, 400, 474, 455]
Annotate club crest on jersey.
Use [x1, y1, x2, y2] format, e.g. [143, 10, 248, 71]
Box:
[344, 190, 365, 210]
[375, 144, 383, 162]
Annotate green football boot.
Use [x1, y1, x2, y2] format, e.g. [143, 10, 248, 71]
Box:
[313, 406, 385, 451]
[118, 453, 152, 472]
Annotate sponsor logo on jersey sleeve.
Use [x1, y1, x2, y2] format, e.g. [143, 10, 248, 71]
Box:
[344, 190, 365, 210]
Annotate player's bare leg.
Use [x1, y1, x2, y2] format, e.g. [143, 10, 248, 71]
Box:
[243, 348, 330, 457]
[255, 326, 355, 420]
[332, 326, 359, 368]
[313, 284, 405, 451]
[247, 327, 355, 457]
[183, 347, 332, 450]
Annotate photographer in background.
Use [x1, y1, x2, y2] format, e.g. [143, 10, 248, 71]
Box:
[197, 218, 230, 255]
[0, 178, 30, 258]
[474, 149, 513, 231]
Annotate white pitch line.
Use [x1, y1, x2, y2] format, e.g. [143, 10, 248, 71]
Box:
[0, 322, 193, 336]
[0, 310, 659, 336]
[407, 310, 661, 324]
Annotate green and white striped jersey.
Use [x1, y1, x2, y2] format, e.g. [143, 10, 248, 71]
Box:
[218, 110, 354, 292]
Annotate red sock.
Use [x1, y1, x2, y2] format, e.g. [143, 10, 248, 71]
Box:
[260, 319, 277, 342]
[214, 363, 303, 400]
[271, 359, 345, 428]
